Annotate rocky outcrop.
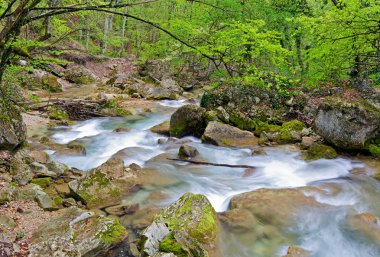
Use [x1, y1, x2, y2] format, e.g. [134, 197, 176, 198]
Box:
[202, 121, 258, 147]
[0, 103, 26, 151]
[139, 193, 218, 257]
[29, 207, 127, 256]
[30, 71, 63, 92]
[170, 105, 206, 138]
[314, 97, 380, 150]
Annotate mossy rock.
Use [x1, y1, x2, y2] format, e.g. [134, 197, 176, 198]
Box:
[31, 177, 52, 188]
[229, 112, 256, 131]
[254, 120, 281, 136]
[68, 170, 121, 208]
[170, 105, 206, 138]
[276, 120, 305, 144]
[369, 144, 380, 158]
[305, 144, 338, 161]
[159, 193, 218, 244]
[40, 74, 63, 92]
[49, 108, 69, 120]
[140, 193, 218, 257]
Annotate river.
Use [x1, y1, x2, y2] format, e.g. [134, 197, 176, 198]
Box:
[46, 100, 380, 257]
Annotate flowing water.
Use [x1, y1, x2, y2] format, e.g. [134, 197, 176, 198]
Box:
[46, 100, 380, 257]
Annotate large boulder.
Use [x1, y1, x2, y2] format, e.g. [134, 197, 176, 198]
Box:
[314, 98, 380, 150]
[0, 103, 26, 150]
[170, 105, 206, 138]
[202, 121, 258, 147]
[29, 207, 127, 256]
[139, 193, 218, 257]
[64, 65, 98, 84]
[68, 170, 121, 208]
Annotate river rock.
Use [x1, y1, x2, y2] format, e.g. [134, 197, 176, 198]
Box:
[139, 193, 218, 257]
[0, 103, 26, 150]
[30, 162, 57, 178]
[178, 144, 199, 159]
[29, 150, 51, 164]
[142, 86, 178, 100]
[29, 207, 127, 256]
[10, 151, 33, 185]
[170, 105, 206, 138]
[68, 170, 121, 208]
[160, 78, 183, 95]
[105, 203, 139, 216]
[92, 156, 125, 180]
[282, 246, 309, 257]
[346, 213, 380, 245]
[67, 140, 87, 155]
[150, 121, 170, 136]
[230, 188, 324, 226]
[202, 121, 258, 147]
[64, 65, 98, 84]
[314, 97, 380, 150]
[304, 144, 337, 160]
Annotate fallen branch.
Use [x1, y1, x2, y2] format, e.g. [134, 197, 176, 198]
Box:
[167, 158, 258, 169]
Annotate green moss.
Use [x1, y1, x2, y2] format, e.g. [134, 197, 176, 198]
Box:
[374, 173, 380, 180]
[170, 124, 187, 137]
[159, 233, 187, 257]
[369, 144, 380, 157]
[305, 144, 338, 160]
[254, 120, 281, 136]
[49, 108, 69, 120]
[103, 100, 131, 116]
[229, 113, 256, 131]
[53, 196, 63, 206]
[281, 120, 306, 131]
[31, 177, 52, 188]
[98, 217, 126, 244]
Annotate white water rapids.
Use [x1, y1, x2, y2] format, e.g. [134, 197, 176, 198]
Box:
[47, 100, 380, 257]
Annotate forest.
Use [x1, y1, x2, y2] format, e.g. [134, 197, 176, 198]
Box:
[0, 1, 380, 257]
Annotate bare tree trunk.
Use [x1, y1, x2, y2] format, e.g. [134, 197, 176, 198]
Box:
[118, 1, 129, 56]
[45, 0, 55, 36]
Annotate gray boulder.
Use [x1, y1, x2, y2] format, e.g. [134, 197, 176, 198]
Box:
[170, 105, 206, 138]
[202, 121, 258, 147]
[314, 97, 380, 149]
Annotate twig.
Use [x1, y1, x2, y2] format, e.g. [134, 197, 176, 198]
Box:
[167, 158, 258, 169]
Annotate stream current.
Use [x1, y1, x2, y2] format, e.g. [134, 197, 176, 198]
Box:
[47, 100, 380, 257]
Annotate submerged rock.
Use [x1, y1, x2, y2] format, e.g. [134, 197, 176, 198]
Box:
[202, 121, 258, 147]
[230, 188, 324, 226]
[314, 97, 380, 150]
[139, 193, 218, 257]
[29, 207, 127, 256]
[170, 105, 206, 138]
[346, 213, 380, 245]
